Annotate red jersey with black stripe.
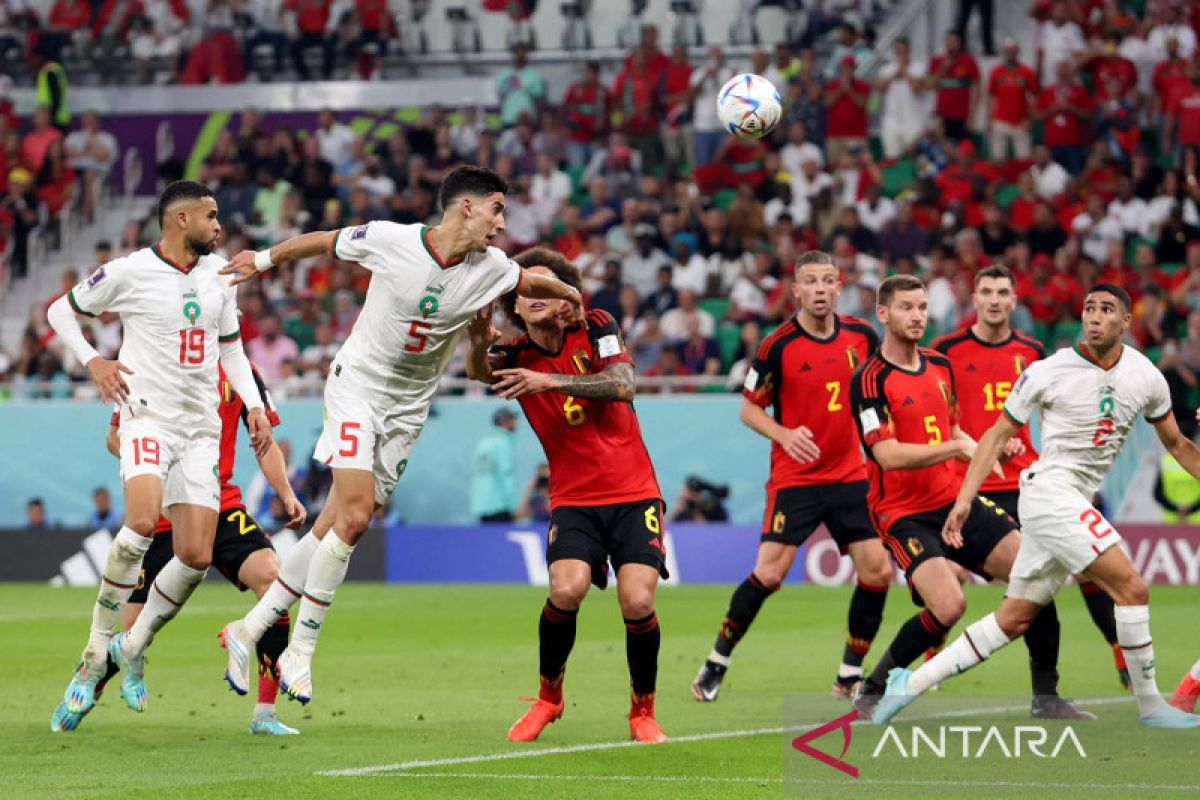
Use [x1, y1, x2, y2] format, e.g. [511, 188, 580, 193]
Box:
[111, 364, 280, 534]
[492, 309, 661, 509]
[932, 328, 1044, 492]
[743, 314, 878, 488]
[850, 348, 961, 533]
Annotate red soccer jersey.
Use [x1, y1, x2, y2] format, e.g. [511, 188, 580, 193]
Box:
[493, 310, 661, 509]
[563, 81, 610, 144]
[931, 328, 1045, 493]
[930, 53, 980, 120]
[1037, 83, 1093, 145]
[988, 63, 1038, 125]
[850, 349, 961, 533]
[1169, 82, 1200, 146]
[1154, 59, 1189, 107]
[1088, 55, 1137, 97]
[825, 79, 870, 137]
[743, 314, 878, 490]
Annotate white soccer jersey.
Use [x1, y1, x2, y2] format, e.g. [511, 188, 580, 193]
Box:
[1002, 344, 1171, 497]
[68, 245, 239, 432]
[330, 221, 521, 412]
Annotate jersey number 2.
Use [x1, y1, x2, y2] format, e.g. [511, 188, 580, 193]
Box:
[825, 381, 843, 412]
[179, 329, 204, 365]
[405, 321, 433, 353]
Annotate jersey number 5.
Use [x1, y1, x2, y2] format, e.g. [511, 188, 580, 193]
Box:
[178, 329, 204, 365]
[923, 415, 942, 444]
[405, 321, 433, 353]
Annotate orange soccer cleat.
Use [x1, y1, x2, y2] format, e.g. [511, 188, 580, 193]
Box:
[508, 697, 564, 742]
[1169, 673, 1200, 714]
[629, 693, 668, 744]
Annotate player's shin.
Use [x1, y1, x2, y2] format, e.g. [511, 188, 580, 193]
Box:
[908, 612, 1012, 694]
[256, 615, 289, 711]
[840, 580, 888, 685]
[863, 609, 949, 694]
[123, 557, 208, 655]
[1114, 604, 1167, 716]
[626, 611, 660, 702]
[243, 531, 319, 641]
[709, 573, 777, 664]
[290, 532, 355, 656]
[84, 526, 153, 666]
[538, 600, 578, 704]
[1023, 602, 1062, 697]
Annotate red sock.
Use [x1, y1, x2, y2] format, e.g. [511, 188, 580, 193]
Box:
[258, 670, 279, 705]
[924, 645, 941, 662]
[630, 691, 655, 717]
[1112, 642, 1127, 670]
[538, 673, 563, 705]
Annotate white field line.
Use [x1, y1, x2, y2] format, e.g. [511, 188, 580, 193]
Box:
[317, 695, 1133, 778]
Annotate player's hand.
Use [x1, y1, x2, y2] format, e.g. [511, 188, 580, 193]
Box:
[999, 437, 1026, 463]
[467, 305, 502, 346]
[220, 250, 259, 286]
[776, 425, 821, 464]
[941, 497, 971, 549]
[87, 357, 133, 404]
[563, 290, 585, 325]
[492, 367, 560, 399]
[246, 408, 273, 457]
[280, 494, 307, 529]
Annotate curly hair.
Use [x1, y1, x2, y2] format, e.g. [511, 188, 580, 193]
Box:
[500, 247, 584, 332]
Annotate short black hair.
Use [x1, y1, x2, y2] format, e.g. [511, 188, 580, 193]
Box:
[974, 263, 1014, 287]
[878, 274, 925, 307]
[439, 165, 509, 210]
[157, 180, 215, 226]
[28, 497, 43, 507]
[501, 247, 583, 332]
[1087, 283, 1132, 312]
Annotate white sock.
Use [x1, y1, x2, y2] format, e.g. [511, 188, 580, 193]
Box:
[254, 702, 275, 717]
[290, 532, 355, 657]
[243, 531, 320, 641]
[706, 650, 730, 667]
[122, 557, 207, 656]
[837, 664, 863, 680]
[83, 526, 153, 668]
[1114, 604, 1165, 716]
[909, 613, 1011, 695]
[1190, 659, 1200, 681]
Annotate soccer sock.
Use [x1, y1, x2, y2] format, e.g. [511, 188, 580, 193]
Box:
[908, 612, 1011, 695]
[1078, 580, 1118, 644]
[710, 572, 778, 663]
[243, 531, 320, 641]
[625, 611, 661, 698]
[123, 557, 207, 656]
[1114, 604, 1166, 716]
[863, 609, 949, 694]
[255, 614, 289, 708]
[538, 600, 578, 704]
[840, 579, 888, 680]
[1022, 601, 1062, 697]
[84, 526, 153, 667]
[1191, 659, 1200, 682]
[291, 533, 355, 658]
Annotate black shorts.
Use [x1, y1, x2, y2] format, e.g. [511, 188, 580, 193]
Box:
[546, 497, 667, 590]
[128, 506, 274, 603]
[880, 496, 1017, 605]
[985, 490, 1021, 525]
[761, 481, 877, 554]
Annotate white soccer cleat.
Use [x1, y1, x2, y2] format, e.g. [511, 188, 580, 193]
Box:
[277, 648, 313, 705]
[218, 620, 254, 696]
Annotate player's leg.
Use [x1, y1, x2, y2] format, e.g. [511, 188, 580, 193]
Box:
[236, 546, 299, 736]
[1169, 659, 1200, 713]
[1076, 578, 1125, 688]
[693, 486, 818, 702]
[618, 563, 667, 744]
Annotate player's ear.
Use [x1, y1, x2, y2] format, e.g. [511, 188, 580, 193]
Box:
[459, 196, 472, 218]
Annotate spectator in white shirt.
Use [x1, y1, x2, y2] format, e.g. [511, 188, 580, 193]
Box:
[530, 153, 572, 213]
[660, 289, 716, 342]
[875, 36, 928, 159]
[1030, 144, 1070, 199]
[1108, 176, 1151, 238]
[673, 241, 712, 296]
[792, 156, 835, 200]
[728, 251, 778, 322]
[64, 111, 117, 224]
[763, 179, 812, 227]
[1035, 1, 1086, 86]
[451, 106, 484, 159]
[1072, 194, 1124, 263]
[1147, 4, 1197, 60]
[779, 119, 824, 177]
[856, 183, 897, 232]
[315, 108, 355, 166]
[623, 223, 672, 297]
[1147, 170, 1200, 234]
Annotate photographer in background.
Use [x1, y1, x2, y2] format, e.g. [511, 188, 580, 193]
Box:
[669, 475, 730, 523]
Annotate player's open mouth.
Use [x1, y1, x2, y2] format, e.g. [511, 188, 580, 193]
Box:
[529, 302, 547, 311]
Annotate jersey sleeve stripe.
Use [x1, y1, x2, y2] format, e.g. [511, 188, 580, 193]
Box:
[67, 289, 97, 318]
[330, 228, 344, 259]
[860, 360, 884, 398]
[1146, 409, 1171, 423]
[1002, 406, 1025, 426]
[218, 330, 241, 342]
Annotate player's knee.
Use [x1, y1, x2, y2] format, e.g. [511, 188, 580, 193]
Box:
[752, 564, 786, 590]
[246, 554, 279, 596]
[338, 506, 373, 537]
[1113, 573, 1149, 606]
[928, 594, 966, 627]
[123, 513, 159, 537]
[620, 591, 655, 621]
[857, 558, 892, 587]
[548, 581, 587, 611]
[176, 548, 211, 571]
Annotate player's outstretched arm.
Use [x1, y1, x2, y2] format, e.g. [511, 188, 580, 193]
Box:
[869, 437, 972, 472]
[738, 399, 821, 463]
[516, 270, 584, 322]
[218, 339, 271, 457]
[465, 306, 503, 385]
[255, 441, 307, 529]
[493, 362, 635, 402]
[941, 415, 1020, 547]
[221, 231, 339, 285]
[1153, 410, 1200, 479]
[47, 294, 132, 404]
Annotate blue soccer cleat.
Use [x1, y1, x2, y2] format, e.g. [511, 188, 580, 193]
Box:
[108, 633, 147, 713]
[1139, 703, 1200, 728]
[872, 668, 918, 724]
[50, 702, 83, 732]
[62, 661, 103, 716]
[249, 711, 300, 736]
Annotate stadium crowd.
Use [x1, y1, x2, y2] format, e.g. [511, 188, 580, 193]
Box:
[5, 1, 1200, 439]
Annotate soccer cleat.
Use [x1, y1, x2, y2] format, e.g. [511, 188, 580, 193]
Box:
[62, 659, 104, 715]
[50, 702, 82, 732]
[108, 632, 147, 712]
[691, 660, 727, 702]
[277, 648, 312, 705]
[1031, 696, 1097, 720]
[832, 676, 861, 700]
[1139, 703, 1200, 728]
[851, 680, 881, 720]
[871, 668, 917, 724]
[218, 621, 254, 696]
[629, 699, 668, 744]
[1169, 674, 1200, 714]
[249, 711, 300, 736]
[507, 697, 565, 742]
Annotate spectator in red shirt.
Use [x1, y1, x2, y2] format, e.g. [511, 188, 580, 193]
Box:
[612, 48, 660, 164]
[21, 107, 63, 175]
[1035, 60, 1092, 174]
[347, 0, 394, 79]
[623, 24, 670, 90]
[1085, 30, 1139, 104]
[1008, 171, 1040, 231]
[41, 0, 91, 62]
[1016, 253, 1062, 324]
[935, 138, 999, 204]
[926, 29, 980, 141]
[987, 38, 1038, 159]
[660, 42, 695, 171]
[822, 55, 870, 164]
[1152, 35, 1190, 117]
[563, 61, 610, 169]
[1165, 60, 1200, 157]
[288, 0, 334, 80]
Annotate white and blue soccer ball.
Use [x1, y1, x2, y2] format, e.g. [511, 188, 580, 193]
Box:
[717, 73, 782, 140]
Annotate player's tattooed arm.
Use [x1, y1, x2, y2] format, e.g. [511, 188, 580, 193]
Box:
[492, 362, 635, 402]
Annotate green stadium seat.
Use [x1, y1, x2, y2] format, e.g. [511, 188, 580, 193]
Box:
[699, 298, 731, 323]
[882, 159, 916, 198]
[1054, 321, 1084, 348]
[1032, 321, 1053, 350]
[565, 164, 585, 193]
[993, 183, 1020, 209]
[717, 324, 742, 369]
[713, 189, 737, 211]
[1160, 262, 1185, 276]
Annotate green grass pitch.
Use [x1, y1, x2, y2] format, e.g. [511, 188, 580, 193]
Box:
[1, 583, 1198, 799]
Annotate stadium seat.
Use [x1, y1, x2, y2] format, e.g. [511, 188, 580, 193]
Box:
[1032, 321, 1054, 350]
[1160, 262, 1185, 276]
[881, 159, 915, 198]
[994, 183, 1020, 209]
[713, 189, 737, 211]
[717, 324, 742, 369]
[698, 298, 731, 323]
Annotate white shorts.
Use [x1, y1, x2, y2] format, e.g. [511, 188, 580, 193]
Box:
[119, 414, 220, 511]
[1008, 471, 1123, 605]
[312, 378, 424, 504]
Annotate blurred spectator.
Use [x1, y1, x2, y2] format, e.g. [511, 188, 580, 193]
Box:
[856, 183, 896, 233]
[530, 153, 570, 214]
[1035, 0, 1085, 86]
[588, 258, 623, 318]
[955, 0, 995, 55]
[661, 289, 714, 341]
[661, 42, 695, 171]
[178, 1, 246, 85]
[22, 106, 63, 175]
[253, 163, 293, 228]
[285, 289, 326, 351]
[628, 309, 666, 370]
[779, 119, 823, 178]
[927, 29, 979, 142]
[495, 43, 545, 128]
[516, 463, 551, 523]
[64, 111, 117, 223]
[1030, 145, 1069, 198]
[725, 319, 762, 391]
[127, 0, 188, 84]
[1108, 176, 1150, 238]
[876, 37, 928, 159]
[642, 346, 691, 391]
[824, 22, 872, 78]
[1163, 60, 1200, 159]
[247, 313, 299, 382]
[1146, 2, 1196, 60]
[242, 0, 288, 75]
[346, 0, 395, 79]
[879, 201, 930, 262]
[978, 201, 1016, 257]
[987, 38, 1037, 160]
[562, 61, 610, 168]
[26, 497, 59, 530]
[289, 0, 335, 80]
[1036, 61, 1092, 175]
[1026, 201, 1068, 256]
[822, 55, 869, 164]
[668, 475, 729, 522]
[728, 251, 777, 322]
[470, 408, 518, 524]
[691, 45, 733, 167]
[677, 316, 721, 377]
[87, 486, 120, 529]
[36, 138, 75, 218]
[2, 167, 37, 278]
[451, 106, 485, 160]
[1157, 205, 1200, 264]
[315, 107, 355, 165]
[1153, 448, 1200, 521]
[642, 264, 678, 317]
[612, 48, 660, 165]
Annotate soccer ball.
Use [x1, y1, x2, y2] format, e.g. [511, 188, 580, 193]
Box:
[717, 73, 782, 140]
